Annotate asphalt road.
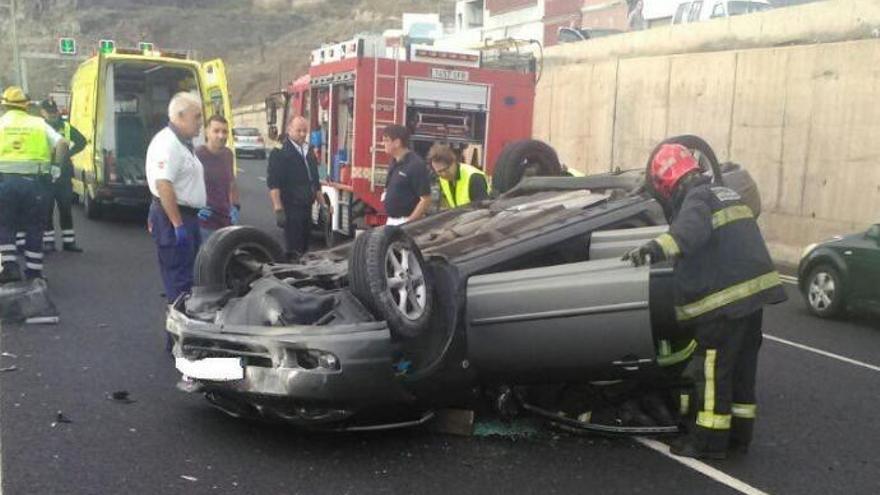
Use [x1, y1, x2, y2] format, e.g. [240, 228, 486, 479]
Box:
[1, 158, 878, 495]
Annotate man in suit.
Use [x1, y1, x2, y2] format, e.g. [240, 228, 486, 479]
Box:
[267, 115, 331, 260]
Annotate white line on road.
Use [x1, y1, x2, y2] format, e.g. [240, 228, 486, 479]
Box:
[0, 320, 4, 495]
[635, 437, 770, 495]
[779, 275, 798, 285]
[765, 334, 880, 373]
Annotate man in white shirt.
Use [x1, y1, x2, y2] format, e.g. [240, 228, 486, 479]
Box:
[145, 92, 206, 307]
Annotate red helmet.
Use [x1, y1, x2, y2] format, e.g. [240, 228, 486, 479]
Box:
[650, 144, 699, 198]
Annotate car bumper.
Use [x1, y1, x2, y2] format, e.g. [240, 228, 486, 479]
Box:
[166, 306, 412, 424]
[234, 145, 265, 154]
[96, 184, 151, 207]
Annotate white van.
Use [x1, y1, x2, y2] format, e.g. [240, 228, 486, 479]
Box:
[672, 0, 772, 24]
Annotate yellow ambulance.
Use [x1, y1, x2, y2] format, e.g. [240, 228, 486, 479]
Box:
[68, 48, 233, 218]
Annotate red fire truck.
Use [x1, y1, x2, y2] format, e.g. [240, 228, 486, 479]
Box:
[265, 36, 537, 246]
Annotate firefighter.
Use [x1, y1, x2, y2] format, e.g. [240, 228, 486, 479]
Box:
[622, 143, 787, 459]
[0, 87, 68, 282]
[40, 99, 85, 252]
[427, 143, 490, 208]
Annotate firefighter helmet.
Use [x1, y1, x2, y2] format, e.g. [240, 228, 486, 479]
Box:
[650, 143, 700, 199]
[1, 86, 29, 109]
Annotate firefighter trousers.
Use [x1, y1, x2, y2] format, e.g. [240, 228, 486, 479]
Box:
[682, 310, 763, 447]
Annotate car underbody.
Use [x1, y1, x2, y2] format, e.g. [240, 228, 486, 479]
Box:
[167, 136, 760, 433]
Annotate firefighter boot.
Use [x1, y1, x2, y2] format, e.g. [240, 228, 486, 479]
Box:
[670, 426, 729, 460]
[729, 418, 754, 454]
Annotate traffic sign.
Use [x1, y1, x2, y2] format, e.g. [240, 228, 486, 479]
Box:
[59, 38, 76, 55]
[139, 42, 154, 53]
[99, 39, 115, 54]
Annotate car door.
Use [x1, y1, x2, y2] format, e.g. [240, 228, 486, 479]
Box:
[845, 225, 880, 302]
[465, 258, 657, 382]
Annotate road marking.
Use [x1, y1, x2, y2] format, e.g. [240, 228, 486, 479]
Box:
[0, 320, 4, 495]
[779, 275, 798, 285]
[765, 334, 880, 373]
[635, 437, 769, 495]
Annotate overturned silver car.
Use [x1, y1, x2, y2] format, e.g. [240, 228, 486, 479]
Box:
[167, 136, 761, 432]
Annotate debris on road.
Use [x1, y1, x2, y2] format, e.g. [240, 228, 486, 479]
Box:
[0, 365, 17, 372]
[107, 390, 136, 404]
[1, 352, 18, 358]
[473, 418, 540, 438]
[51, 411, 73, 427]
[181, 475, 199, 482]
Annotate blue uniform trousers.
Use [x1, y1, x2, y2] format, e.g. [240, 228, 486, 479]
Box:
[0, 175, 50, 278]
[148, 202, 201, 304]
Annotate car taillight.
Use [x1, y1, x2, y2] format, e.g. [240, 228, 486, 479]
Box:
[104, 151, 118, 183]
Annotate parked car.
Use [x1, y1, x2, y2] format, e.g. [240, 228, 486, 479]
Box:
[167, 136, 761, 432]
[798, 224, 880, 318]
[672, 0, 772, 25]
[232, 127, 266, 159]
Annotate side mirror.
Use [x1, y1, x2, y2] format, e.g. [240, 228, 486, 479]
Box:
[866, 224, 880, 242]
[265, 97, 278, 126]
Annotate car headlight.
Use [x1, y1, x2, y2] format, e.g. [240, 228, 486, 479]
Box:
[800, 243, 818, 260]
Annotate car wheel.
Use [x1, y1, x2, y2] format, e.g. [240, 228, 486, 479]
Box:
[492, 139, 562, 195]
[804, 264, 845, 318]
[83, 186, 102, 220]
[349, 226, 433, 339]
[194, 226, 285, 294]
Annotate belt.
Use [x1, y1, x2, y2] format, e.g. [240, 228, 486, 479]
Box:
[152, 197, 199, 217]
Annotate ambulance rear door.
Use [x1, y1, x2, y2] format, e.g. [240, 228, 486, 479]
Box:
[199, 59, 236, 166]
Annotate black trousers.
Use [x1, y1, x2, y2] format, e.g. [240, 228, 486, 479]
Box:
[282, 205, 312, 259]
[44, 177, 75, 246]
[683, 310, 762, 444]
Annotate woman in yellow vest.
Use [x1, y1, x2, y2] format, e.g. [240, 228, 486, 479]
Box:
[427, 144, 490, 208]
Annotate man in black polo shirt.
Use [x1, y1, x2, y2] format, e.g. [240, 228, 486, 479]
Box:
[381, 125, 431, 226]
[267, 115, 331, 260]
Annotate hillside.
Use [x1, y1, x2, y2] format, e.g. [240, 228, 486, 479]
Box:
[0, 0, 454, 105]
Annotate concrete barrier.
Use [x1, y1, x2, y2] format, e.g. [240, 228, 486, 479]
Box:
[533, 0, 880, 265]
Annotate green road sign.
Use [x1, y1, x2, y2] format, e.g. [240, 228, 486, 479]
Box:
[139, 42, 154, 53]
[99, 39, 115, 54]
[59, 38, 76, 55]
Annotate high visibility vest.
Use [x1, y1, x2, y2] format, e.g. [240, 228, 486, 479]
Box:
[438, 163, 488, 208]
[61, 121, 72, 141]
[0, 110, 52, 175]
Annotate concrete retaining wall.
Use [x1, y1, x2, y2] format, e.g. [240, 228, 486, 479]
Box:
[533, 0, 880, 264]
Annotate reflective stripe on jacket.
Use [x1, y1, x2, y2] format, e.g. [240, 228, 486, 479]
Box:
[0, 110, 52, 174]
[439, 162, 488, 208]
[655, 179, 787, 324]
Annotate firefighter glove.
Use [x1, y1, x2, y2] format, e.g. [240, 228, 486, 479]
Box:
[197, 208, 213, 221]
[275, 209, 286, 228]
[230, 205, 241, 225]
[622, 241, 661, 267]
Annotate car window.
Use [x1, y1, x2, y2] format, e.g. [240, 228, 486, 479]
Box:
[673, 3, 690, 23]
[233, 128, 259, 137]
[727, 1, 770, 15]
[688, 1, 703, 22]
[711, 2, 725, 18]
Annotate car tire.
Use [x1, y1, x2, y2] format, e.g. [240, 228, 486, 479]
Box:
[194, 225, 285, 293]
[349, 226, 433, 339]
[492, 139, 562, 195]
[803, 264, 845, 318]
[83, 186, 102, 220]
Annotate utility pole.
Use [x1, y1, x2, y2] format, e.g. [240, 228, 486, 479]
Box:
[0, 0, 23, 89]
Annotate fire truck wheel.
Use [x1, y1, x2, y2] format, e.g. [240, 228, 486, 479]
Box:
[194, 226, 285, 294]
[492, 139, 563, 194]
[349, 226, 434, 339]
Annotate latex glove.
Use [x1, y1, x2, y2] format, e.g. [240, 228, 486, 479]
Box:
[622, 241, 657, 267]
[275, 209, 286, 228]
[197, 208, 213, 221]
[230, 205, 241, 225]
[174, 225, 190, 247]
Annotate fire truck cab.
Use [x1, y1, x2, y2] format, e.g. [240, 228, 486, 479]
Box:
[266, 36, 536, 246]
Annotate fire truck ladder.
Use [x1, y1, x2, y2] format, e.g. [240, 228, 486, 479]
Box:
[370, 46, 401, 191]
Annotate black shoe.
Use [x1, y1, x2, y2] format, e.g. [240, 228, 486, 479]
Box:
[62, 243, 83, 253]
[669, 429, 728, 460]
[0, 262, 23, 283]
